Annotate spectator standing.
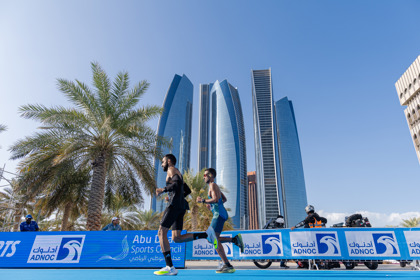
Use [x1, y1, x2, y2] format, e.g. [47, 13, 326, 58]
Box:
[20, 214, 39, 232]
[102, 217, 122, 231]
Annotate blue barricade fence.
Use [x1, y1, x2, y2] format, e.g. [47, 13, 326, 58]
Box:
[186, 228, 420, 261]
[0, 230, 185, 268]
[1, 228, 420, 268]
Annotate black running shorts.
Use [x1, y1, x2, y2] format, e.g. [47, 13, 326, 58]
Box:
[160, 206, 186, 230]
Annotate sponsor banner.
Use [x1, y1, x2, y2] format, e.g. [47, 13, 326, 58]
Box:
[239, 232, 283, 257]
[191, 234, 233, 258]
[345, 231, 400, 257]
[1, 228, 420, 267]
[290, 231, 341, 257]
[404, 231, 420, 257]
[0, 231, 185, 268]
[28, 235, 85, 263]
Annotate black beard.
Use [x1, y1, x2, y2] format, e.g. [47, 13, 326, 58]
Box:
[163, 164, 168, 172]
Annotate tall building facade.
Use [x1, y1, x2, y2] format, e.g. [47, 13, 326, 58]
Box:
[251, 69, 307, 228]
[198, 80, 248, 229]
[247, 171, 259, 230]
[395, 55, 420, 164]
[251, 69, 283, 228]
[151, 74, 193, 212]
[275, 97, 308, 227]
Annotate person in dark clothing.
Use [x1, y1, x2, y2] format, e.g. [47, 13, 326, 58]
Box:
[154, 154, 216, 276]
[291, 205, 327, 230]
[20, 214, 39, 231]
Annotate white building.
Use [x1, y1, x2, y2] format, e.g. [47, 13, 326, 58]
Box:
[395, 55, 420, 164]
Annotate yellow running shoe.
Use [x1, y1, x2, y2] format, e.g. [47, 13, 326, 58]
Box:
[153, 266, 178, 276]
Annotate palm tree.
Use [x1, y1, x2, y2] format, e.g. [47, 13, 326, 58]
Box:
[182, 169, 234, 231]
[136, 209, 160, 230]
[400, 217, 420, 228]
[183, 169, 207, 231]
[0, 180, 36, 232]
[0, 124, 6, 149]
[101, 193, 141, 230]
[12, 138, 91, 231]
[10, 62, 166, 230]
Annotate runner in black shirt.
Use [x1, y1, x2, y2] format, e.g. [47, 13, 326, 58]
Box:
[154, 154, 217, 276]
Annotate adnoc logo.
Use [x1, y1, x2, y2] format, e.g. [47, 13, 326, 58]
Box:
[239, 233, 283, 257]
[262, 234, 282, 255]
[372, 233, 398, 255]
[290, 231, 341, 257]
[28, 235, 85, 263]
[346, 231, 400, 257]
[316, 233, 339, 255]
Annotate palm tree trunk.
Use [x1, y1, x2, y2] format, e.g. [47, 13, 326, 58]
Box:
[86, 154, 107, 231]
[191, 205, 198, 231]
[13, 209, 22, 232]
[61, 202, 73, 231]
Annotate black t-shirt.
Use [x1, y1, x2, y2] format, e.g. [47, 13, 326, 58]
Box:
[164, 173, 186, 210]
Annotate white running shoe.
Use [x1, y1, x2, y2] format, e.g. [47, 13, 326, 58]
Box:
[153, 266, 178, 276]
[206, 226, 218, 249]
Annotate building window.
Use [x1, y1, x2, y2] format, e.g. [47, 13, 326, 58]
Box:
[414, 78, 417, 85]
[409, 84, 412, 89]
[400, 93, 403, 98]
[405, 88, 408, 94]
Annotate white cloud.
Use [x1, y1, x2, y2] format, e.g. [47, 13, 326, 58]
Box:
[317, 210, 420, 227]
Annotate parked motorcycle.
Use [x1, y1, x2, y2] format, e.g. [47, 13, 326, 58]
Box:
[253, 217, 288, 269]
[333, 214, 379, 270]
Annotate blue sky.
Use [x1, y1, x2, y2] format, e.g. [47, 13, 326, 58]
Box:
[1, 1, 419, 226]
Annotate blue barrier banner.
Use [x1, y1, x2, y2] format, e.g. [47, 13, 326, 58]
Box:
[0, 230, 185, 268]
[186, 228, 420, 261]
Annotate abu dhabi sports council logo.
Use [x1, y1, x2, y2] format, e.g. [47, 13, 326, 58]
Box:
[316, 233, 339, 255]
[262, 234, 282, 255]
[28, 235, 85, 263]
[372, 233, 398, 255]
[97, 235, 129, 262]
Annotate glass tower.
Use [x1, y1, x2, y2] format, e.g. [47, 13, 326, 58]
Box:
[151, 74, 193, 212]
[251, 69, 307, 228]
[251, 69, 282, 228]
[198, 80, 247, 229]
[275, 97, 308, 227]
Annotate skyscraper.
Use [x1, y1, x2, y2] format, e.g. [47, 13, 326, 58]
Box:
[198, 80, 247, 229]
[251, 69, 307, 228]
[395, 55, 420, 164]
[151, 74, 193, 212]
[247, 171, 259, 230]
[275, 97, 308, 227]
[251, 69, 282, 228]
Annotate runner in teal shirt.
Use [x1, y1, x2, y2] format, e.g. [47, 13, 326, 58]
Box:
[197, 168, 244, 273]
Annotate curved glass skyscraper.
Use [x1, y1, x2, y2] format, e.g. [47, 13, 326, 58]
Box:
[198, 80, 247, 229]
[151, 74, 193, 212]
[275, 97, 308, 227]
